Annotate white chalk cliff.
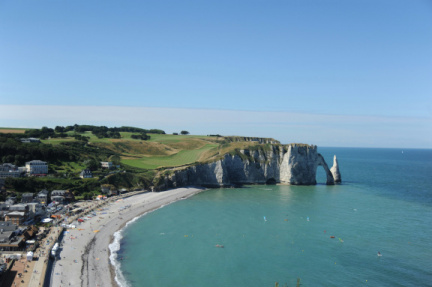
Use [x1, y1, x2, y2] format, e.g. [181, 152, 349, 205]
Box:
[157, 144, 340, 189]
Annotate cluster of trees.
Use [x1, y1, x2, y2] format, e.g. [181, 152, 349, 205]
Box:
[20, 125, 166, 140]
[0, 135, 75, 165]
[5, 177, 101, 195]
[110, 126, 165, 134]
[0, 130, 119, 167]
[24, 127, 68, 139]
[53, 125, 166, 139]
[94, 129, 121, 139]
[74, 134, 90, 142]
[130, 133, 151, 140]
[173, 131, 190, 135]
[65, 125, 164, 135]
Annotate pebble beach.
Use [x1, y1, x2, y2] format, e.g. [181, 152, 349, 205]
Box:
[50, 187, 205, 287]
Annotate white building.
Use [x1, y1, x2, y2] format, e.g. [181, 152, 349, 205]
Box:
[100, 162, 113, 169]
[80, 169, 93, 178]
[25, 160, 48, 176]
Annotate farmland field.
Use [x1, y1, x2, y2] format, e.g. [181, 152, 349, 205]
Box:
[0, 128, 27, 134]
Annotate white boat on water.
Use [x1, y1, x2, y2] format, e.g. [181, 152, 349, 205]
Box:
[51, 242, 59, 258]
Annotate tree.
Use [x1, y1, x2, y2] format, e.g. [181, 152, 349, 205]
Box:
[110, 155, 121, 166]
[55, 126, 65, 133]
[180, 130, 189, 135]
[85, 159, 99, 171]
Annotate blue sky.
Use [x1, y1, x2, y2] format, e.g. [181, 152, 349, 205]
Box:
[1, 0, 431, 148]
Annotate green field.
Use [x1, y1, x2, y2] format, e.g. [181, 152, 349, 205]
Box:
[122, 143, 219, 169]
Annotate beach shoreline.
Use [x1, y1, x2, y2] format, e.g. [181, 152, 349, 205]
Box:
[50, 187, 206, 287]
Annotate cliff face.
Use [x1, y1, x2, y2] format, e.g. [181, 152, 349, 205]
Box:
[158, 144, 340, 189]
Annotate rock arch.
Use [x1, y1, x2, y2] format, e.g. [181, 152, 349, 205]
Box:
[316, 154, 335, 185]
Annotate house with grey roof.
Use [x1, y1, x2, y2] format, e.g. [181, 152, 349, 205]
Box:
[26, 203, 44, 219]
[21, 193, 34, 204]
[80, 169, 93, 178]
[51, 190, 66, 204]
[0, 164, 22, 179]
[0, 221, 25, 251]
[5, 196, 16, 205]
[37, 189, 49, 204]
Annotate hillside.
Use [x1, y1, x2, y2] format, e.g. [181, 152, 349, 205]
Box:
[0, 126, 281, 198]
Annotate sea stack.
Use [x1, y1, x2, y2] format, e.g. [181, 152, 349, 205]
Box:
[330, 155, 342, 183]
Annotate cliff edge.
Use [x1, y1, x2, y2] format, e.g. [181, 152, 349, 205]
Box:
[156, 143, 340, 190]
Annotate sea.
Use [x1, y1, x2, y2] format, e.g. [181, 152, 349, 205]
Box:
[110, 147, 432, 287]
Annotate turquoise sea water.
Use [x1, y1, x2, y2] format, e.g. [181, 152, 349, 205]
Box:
[113, 148, 432, 287]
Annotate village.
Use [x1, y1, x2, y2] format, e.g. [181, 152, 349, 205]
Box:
[0, 159, 136, 286]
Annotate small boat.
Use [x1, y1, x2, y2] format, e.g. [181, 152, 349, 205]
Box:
[330, 236, 335, 239]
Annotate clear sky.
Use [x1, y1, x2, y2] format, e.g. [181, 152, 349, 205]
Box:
[1, 0, 431, 148]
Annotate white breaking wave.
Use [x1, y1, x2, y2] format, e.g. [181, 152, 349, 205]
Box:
[108, 191, 201, 286]
[109, 208, 166, 287]
[109, 229, 129, 287]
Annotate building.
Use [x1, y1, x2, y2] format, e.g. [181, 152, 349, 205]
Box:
[64, 190, 75, 202]
[37, 189, 49, 204]
[5, 196, 16, 205]
[0, 221, 25, 251]
[101, 184, 118, 196]
[51, 190, 66, 204]
[21, 193, 34, 204]
[80, 169, 93, 179]
[0, 221, 18, 233]
[100, 161, 113, 169]
[26, 203, 44, 219]
[25, 160, 48, 176]
[0, 203, 11, 220]
[5, 211, 26, 226]
[0, 164, 22, 179]
[20, 138, 41, 143]
[9, 204, 29, 216]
